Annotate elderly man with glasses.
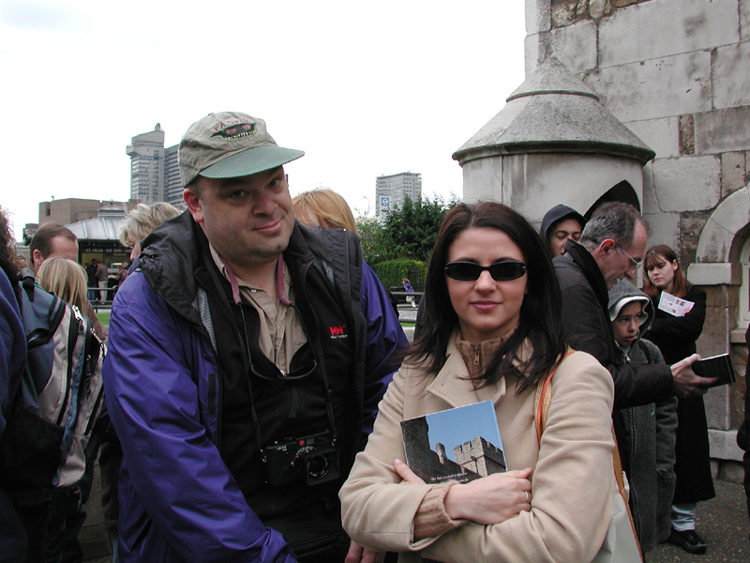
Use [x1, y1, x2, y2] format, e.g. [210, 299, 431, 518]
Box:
[553, 201, 715, 475]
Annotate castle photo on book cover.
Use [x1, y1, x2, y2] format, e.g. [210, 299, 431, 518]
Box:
[400, 401, 506, 484]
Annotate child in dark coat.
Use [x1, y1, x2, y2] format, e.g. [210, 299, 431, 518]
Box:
[609, 279, 678, 553]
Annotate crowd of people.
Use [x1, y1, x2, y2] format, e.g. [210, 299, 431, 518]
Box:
[1, 109, 749, 563]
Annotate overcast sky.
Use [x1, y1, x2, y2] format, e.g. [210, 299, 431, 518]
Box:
[0, 1, 527, 241]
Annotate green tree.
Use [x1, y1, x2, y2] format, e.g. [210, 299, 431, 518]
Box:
[355, 216, 386, 264]
[380, 194, 459, 262]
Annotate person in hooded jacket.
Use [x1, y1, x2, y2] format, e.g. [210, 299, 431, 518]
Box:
[539, 204, 586, 258]
[608, 278, 677, 554]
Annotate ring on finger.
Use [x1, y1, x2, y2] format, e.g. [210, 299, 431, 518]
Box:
[525, 491, 530, 503]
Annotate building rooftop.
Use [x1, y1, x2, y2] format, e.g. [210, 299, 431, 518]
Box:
[66, 205, 126, 241]
[453, 57, 655, 165]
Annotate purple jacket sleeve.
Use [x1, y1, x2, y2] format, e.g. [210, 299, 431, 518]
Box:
[0, 269, 28, 563]
[359, 261, 407, 441]
[102, 274, 295, 563]
[0, 271, 24, 438]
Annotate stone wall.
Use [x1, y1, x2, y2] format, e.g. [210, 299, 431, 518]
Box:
[526, 0, 750, 463]
[551, 0, 650, 28]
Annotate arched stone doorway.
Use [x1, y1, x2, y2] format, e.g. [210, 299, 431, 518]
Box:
[689, 185, 750, 469]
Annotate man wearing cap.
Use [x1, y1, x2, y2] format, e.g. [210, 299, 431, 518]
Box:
[102, 112, 406, 563]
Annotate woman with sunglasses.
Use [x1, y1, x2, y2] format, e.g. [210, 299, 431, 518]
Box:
[643, 244, 714, 554]
[340, 202, 616, 562]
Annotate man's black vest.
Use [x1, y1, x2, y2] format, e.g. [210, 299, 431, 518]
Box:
[195, 226, 360, 521]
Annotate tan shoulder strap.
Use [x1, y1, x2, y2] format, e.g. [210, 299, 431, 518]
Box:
[534, 348, 574, 443]
[534, 348, 642, 560]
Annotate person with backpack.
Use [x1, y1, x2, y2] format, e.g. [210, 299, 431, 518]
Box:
[102, 111, 406, 563]
[37, 257, 107, 341]
[0, 210, 106, 563]
[0, 206, 27, 563]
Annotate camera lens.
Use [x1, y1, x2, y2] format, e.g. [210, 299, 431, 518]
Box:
[307, 454, 329, 478]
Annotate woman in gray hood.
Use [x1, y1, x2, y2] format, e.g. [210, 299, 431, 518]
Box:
[608, 278, 678, 554]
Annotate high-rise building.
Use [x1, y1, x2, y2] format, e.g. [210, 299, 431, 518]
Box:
[126, 124, 183, 206]
[163, 145, 182, 205]
[375, 172, 422, 218]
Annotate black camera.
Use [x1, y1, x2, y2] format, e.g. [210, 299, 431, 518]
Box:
[262, 431, 340, 487]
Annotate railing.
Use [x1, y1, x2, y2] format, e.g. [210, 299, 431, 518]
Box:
[389, 290, 424, 305]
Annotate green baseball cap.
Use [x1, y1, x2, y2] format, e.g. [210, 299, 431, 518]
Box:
[178, 111, 305, 187]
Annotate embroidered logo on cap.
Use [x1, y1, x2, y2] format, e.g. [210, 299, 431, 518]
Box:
[212, 122, 257, 141]
[329, 325, 348, 339]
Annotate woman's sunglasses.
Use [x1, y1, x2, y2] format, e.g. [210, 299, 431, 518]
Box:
[445, 261, 527, 282]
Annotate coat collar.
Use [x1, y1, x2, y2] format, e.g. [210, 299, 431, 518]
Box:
[563, 239, 610, 312]
[424, 330, 534, 408]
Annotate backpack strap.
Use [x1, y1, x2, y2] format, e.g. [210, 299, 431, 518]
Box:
[18, 268, 36, 302]
[533, 348, 643, 561]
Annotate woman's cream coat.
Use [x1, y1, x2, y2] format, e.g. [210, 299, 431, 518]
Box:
[340, 336, 616, 563]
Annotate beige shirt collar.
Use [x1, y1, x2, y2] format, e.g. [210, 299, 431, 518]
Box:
[208, 244, 305, 372]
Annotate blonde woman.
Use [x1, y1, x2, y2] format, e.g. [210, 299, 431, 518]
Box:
[36, 257, 107, 340]
[119, 202, 182, 262]
[293, 188, 357, 233]
[293, 188, 401, 320]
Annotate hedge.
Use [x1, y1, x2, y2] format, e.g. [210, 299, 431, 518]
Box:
[371, 259, 426, 292]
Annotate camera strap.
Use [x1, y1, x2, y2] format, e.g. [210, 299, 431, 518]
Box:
[205, 256, 267, 461]
[204, 253, 338, 464]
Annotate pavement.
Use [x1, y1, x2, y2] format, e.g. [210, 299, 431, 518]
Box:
[649, 480, 748, 563]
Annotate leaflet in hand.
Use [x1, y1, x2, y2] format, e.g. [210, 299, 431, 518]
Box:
[658, 291, 695, 317]
[400, 400, 506, 484]
[693, 353, 736, 388]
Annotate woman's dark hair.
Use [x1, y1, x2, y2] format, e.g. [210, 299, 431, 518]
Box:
[643, 244, 688, 298]
[409, 202, 567, 392]
[0, 206, 19, 270]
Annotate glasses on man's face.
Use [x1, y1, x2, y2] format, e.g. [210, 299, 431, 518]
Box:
[445, 261, 527, 282]
[614, 242, 642, 274]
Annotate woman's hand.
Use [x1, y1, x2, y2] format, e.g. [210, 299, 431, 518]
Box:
[345, 540, 385, 563]
[394, 458, 425, 484]
[394, 459, 532, 525]
[443, 467, 533, 525]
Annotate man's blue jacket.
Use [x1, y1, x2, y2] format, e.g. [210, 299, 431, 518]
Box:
[102, 213, 406, 563]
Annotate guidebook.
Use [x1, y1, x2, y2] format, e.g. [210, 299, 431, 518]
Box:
[400, 400, 506, 484]
[693, 353, 736, 388]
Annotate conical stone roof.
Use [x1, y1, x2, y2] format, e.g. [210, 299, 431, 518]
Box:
[453, 57, 655, 165]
